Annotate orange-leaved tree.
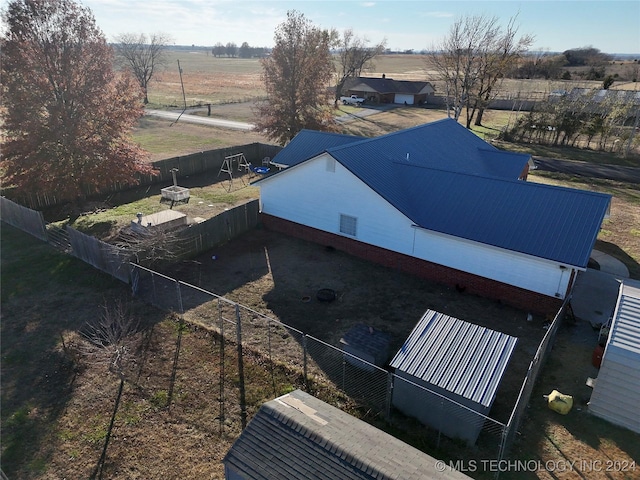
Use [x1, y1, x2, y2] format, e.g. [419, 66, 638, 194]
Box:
[253, 10, 337, 145]
[1, 0, 155, 205]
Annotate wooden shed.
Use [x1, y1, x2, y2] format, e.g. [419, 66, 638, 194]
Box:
[588, 280, 640, 433]
[390, 310, 517, 445]
[223, 389, 472, 479]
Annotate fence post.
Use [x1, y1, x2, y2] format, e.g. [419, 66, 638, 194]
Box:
[385, 372, 393, 421]
[218, 299, 225, 436]
[303, 335, 308, 390]
[235, 304, 247, 429]
[175, 280, 184, 314]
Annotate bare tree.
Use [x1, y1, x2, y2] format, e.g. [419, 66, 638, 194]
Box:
[114, 32, 171, 104]
[113, 224, 184, 266]
[335, 29, 386, 102]
[472, 16, 533, 126]
[81, 299, 142, 480]
[429, 14, 532, 128]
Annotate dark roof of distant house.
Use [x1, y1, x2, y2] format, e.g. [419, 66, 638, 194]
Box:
[257, 118, 611, 268]
[345, 76, 435, 95]
[223, 389, 472, 480]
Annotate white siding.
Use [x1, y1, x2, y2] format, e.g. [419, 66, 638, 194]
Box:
[411, 228, 571, 298]
[260, 153, 415, 255]
[259, 154, 569, 298]
[589, 281, 640, 433]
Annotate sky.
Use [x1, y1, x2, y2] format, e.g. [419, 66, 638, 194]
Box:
[7, 0, 640, 54]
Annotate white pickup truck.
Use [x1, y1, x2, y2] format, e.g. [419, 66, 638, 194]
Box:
[340, 94, 365, 105]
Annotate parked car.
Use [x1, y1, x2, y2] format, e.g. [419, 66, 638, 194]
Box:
[340, 94, 365, 106]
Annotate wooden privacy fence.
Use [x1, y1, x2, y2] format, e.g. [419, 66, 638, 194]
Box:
[67, 228, 132, 283]
[178, 200, 260, 255]
[0, 196, 48, 241]
[14, 142, 282, 210]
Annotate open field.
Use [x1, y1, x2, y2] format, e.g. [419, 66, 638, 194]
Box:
[148, 51, 632, 109]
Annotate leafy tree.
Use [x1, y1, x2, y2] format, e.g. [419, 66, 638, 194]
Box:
[563, 46, 611, 66]
[602, 75, 615, 89]
[113, 32, 171, 104]
[1, 0, 154, 205]
[254, 10, 337, 144]
[335, 29, 386, 101]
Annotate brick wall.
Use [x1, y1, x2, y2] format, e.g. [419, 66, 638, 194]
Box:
[261, 214, 563, 315]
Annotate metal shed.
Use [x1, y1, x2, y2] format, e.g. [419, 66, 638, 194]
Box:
[223, 389, 472, 480]
[588, 280, 640, 433]
[390, 310, 517, 445]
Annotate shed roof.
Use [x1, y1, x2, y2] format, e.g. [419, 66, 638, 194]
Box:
[606, 281, 640, 359]
[223, 389, 471, 480]
[390, 310, 517, 408]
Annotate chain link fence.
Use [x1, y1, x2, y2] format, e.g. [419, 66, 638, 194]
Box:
[129, 264, 509, 461]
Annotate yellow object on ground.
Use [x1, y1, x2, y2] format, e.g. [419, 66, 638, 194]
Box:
[547, 390, 573, 415]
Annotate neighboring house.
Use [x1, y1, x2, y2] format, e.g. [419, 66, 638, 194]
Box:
[223, 389, 472, 480]
[255, 118, 611, 314]
[588, 279, 640, 434]
[390, 310, 517, 445]
[343, 75, 436, 105]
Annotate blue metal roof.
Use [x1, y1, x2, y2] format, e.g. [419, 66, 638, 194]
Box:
[390, 310, 517, 408]
[260, 119, 611, 267]
[269, 129, 365, 168]
[325, 120, 610, 268]
[328, 118, 530, 179]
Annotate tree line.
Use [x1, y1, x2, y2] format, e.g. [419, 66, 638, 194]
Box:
[211, 42, 269, 58]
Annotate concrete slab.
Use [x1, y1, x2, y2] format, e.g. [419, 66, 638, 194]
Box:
[131, 210, 187, 231]
[591, 249, 629, 278]
[572, 269, 622, 328]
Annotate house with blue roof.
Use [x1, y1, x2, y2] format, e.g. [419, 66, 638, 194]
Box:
[255, 118, 611, 314]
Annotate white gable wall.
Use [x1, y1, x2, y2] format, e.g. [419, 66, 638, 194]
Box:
[260, 153, 416, 255]
[259, 154, 569, 298]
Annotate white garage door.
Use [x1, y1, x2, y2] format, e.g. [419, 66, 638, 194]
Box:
[394, 94, 414, 105]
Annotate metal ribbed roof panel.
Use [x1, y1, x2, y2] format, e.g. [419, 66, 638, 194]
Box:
[608, 281, 640, 357]
[390, 310, 517, 407]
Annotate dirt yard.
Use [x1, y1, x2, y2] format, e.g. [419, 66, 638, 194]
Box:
[164, 226, 548, 426]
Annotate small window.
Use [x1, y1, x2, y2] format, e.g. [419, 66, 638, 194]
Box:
[326, 157, 336, 172]
[339, 214, 357, 236]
